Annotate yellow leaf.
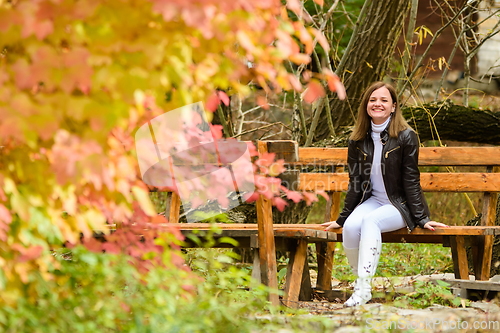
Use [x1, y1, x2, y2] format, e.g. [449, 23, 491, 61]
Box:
[365, 61, 373, 69]
[422, 25, 434, 37]
[132, 186, 156, 216]
[289, 53, 311, 65]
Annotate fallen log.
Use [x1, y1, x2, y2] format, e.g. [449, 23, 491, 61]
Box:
[401, 101, 500, 145]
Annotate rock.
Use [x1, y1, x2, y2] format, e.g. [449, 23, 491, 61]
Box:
[469, 301, 500, 313]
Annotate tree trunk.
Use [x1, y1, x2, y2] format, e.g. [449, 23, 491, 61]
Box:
[401, 101, 500, 145]
[314, 0, 411, 141]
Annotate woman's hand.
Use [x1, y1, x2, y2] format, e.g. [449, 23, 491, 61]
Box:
[321, 221, 341, 231]
[423, 221, 449, 231]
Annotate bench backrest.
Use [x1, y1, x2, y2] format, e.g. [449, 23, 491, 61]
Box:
[294, 147, 500, 192]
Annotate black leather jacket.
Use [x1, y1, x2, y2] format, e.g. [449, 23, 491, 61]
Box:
[336, 126, 431, 232]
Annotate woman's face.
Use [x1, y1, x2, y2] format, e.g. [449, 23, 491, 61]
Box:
[366, 86, 395, 125]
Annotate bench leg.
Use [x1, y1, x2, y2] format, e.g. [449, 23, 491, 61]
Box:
[450, 236, 469, 280]
[299, 260, 313, 301]
[316, 242, 335, 290]
[256, 194, 279, 306]
[473, 189, 498, 281]
[251, 248, 262, 284]
[470, 235, 493, 281]
[283, 239, 308, 308]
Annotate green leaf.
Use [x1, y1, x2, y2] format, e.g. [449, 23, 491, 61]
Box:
[217, 237, 239, 247]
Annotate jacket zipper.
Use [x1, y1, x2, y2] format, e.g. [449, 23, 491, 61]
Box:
[357, 147, 367, 160]
[384, 146, 400, 159]
[355, 184, 368, 209]
[381, 151, 410, 231]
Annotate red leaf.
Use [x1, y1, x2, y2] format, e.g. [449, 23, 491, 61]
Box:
[120, 302, 131, 313]
[302, 191, 319, 206]
[316, 189, 329, 201]
[289, 53, 311, 65]
[286, 190, 303, 203]
[210, 124, 223, 139]
[244, 192, 259, 203]
[268, 160, 286, 177]
[217, 91, 230, 106]
[288, 74, 303, 92]
[273, 197, 288, 212]
[287, 0, 301, 15]
[34, 20, 54, 40]
[310, 28, 330, 52]
[19, 245, 43, 262]
[102, 242, 121, 255]
[325, 71, 346, 100]
[0, 204, 12, 224]
[205, 93, 220, 112]
[83, 237, 103, 253]
[303, 80, 325, 103]
[257, 95, 269, 110]
[255, 152, 276, 168]
[246, 141, 258, 157]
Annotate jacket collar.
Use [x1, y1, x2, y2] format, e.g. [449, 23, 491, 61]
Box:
[367, 116, 392, 145]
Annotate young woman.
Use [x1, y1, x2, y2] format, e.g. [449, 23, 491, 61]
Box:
[322, 81, 448, 307]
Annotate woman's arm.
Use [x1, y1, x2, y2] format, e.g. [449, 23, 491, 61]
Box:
[401, 130, 431, 228]
[336, 140, 363, 226]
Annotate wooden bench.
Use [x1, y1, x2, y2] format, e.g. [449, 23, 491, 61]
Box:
[161, 141, 500, 307]
[289, 143, 500, 284]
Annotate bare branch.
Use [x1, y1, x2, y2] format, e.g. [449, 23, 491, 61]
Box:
[232, 122, 291, 139]
[398, 2, 472, 97]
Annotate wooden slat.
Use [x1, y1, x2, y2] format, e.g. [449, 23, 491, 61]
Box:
[296, 148, 347, 166]
[176, 223, 328, 230]
[442, 279, 500, 291]
[419, 147, 500, 166]
[296, 147, 500, 166]
[325, 226, 500, 236]
[299, 173, 500, 192]
[174, 223, 500, 236]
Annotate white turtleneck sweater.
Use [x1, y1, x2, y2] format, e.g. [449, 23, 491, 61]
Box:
[370, 117, 391, 204]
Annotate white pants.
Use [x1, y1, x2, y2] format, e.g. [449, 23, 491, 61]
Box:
[342, 196, 406, 249]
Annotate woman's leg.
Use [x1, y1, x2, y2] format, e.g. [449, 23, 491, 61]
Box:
[342, 198, 381, 249]
[341, 198, 381, 280]
[359, 204, 406, 241]
[345, 203, 405, 307]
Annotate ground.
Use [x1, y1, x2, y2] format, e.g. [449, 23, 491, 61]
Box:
[286, 273, 500, 332]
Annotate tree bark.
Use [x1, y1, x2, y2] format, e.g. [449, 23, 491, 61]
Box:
[314, 0, 411, 141]
[401, 101, 500, 145]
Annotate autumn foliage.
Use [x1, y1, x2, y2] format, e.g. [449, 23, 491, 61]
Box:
[0, 0, 341, 309]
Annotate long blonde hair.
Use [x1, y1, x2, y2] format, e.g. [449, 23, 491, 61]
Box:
[350, 82, 411, 141]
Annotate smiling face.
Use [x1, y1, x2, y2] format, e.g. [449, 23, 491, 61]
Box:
[366, 86, 395, 125]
